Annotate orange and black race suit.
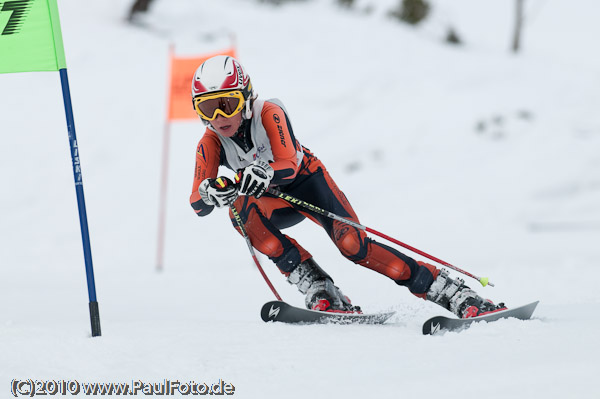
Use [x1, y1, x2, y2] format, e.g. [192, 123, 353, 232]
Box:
[190, 99, 438, 297]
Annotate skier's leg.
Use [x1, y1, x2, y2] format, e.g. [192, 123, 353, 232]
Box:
[289, 158, 505, 315]
[229, 195, 310, 274]
[287, 158, 440, 297]
[229, 194, 357, 311]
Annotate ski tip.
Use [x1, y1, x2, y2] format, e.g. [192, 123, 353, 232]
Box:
[530, 300, 540, 311]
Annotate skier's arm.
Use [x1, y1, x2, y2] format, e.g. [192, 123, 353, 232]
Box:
[190, 132, 222, 216]
[261, 102, 301, 186]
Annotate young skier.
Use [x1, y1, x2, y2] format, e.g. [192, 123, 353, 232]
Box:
[189, 55, 505, 318]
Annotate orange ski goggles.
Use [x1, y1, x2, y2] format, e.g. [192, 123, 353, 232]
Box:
[193, 90, 245, 121]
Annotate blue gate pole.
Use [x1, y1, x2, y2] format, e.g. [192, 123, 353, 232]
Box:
[59, 68, 101, 337]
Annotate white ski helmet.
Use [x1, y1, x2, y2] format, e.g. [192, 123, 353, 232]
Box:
[191, 55, 256, 122]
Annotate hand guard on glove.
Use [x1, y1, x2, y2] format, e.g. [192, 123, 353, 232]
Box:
[198, 177, 239, 208]
[236, 159, 274, 199]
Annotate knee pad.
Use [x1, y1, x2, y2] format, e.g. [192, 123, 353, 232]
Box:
[335, 225, 368, 261]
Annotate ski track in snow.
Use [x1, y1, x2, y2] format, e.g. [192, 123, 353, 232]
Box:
[1, 0, 599, 398]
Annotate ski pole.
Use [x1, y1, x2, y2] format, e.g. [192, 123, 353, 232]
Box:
[230, 203, 283, 300]
[267, 188, 494, 288]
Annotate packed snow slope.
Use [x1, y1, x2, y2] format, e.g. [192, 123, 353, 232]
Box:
[1, 0, 599, 398]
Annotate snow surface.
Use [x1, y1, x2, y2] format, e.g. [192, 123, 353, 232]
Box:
[1, 0, 599, 398]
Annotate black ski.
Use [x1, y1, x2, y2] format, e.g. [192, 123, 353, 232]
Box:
[261, 300, 395, 325]
[422, 301, 539, 335]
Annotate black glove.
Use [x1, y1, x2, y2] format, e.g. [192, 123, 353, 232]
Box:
[236, 159, 274, 199]
[198, 177, 238, 208]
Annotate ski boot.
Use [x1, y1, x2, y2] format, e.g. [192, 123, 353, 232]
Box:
[287, 258, 361, 313]
[426, 269, 506, 318]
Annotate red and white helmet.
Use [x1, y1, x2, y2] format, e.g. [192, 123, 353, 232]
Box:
[191, 55, 256, 120]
